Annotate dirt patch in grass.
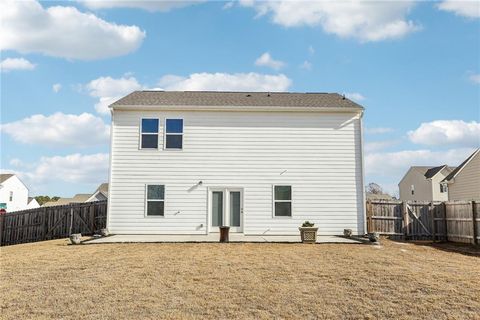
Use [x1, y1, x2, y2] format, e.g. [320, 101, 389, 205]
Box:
[1, 239, 479, 320]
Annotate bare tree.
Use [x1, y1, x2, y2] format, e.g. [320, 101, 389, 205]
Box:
[366, 182, 383, 194]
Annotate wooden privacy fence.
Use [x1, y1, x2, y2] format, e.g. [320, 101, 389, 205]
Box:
[367, 200, 479, 245]
[0, 201, 107, 246]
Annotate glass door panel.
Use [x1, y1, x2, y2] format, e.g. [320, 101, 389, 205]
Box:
[230, 191, 241, 227]
[212, 191, 223, 227]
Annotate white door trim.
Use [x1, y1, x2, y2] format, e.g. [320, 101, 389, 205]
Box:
[207, 187, 244, 233]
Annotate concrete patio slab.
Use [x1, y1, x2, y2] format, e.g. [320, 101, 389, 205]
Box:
[84, 234, 363, 244]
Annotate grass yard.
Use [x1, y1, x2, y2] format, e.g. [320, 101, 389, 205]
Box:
[1, 239, 479, 320]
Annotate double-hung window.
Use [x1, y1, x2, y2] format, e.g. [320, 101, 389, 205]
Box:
[440, 184, 448, 193]
[165, 119, 183, 149]
[274, 185, 292, 217]
[141, 119, 159, 149]
[146, 185, 165, 216]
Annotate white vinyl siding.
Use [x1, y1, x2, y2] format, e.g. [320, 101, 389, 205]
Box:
[108, 110, 365, 235]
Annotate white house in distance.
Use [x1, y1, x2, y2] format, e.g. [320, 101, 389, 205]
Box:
[107, 91, 366, 236]
[0, 174, 40, 212]
[398, 165, 455, 202]
[441, 149, 480, 201]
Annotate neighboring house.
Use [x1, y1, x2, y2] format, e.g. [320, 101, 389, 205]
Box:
[0, 174, 40, 212]
[27, 197, 40, 209]
[107, 91, 366, 236]
[42, 194, 91, 207]
[441, 149, 480, 201]
[399, 165, 455, 202]
[86, 183, 108, 202]
[42, 183, 108, 207]
[366, 192, 393, 201]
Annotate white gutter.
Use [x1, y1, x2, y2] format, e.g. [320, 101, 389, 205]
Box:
[110, 104, 363, 113]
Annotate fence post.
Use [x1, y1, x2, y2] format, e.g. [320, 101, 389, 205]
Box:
[443, 202, 448, 242]
[472, 201, 478, 246]
[403, 201, 409, 240]
[0, 212, 4, 246]
[431, 202, 436, 242]
[366, 201, 372, 233]
[68, 207, 74, 236]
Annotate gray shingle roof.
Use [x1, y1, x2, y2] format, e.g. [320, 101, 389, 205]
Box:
[111, 91, 363, 109]
[0, 174, 14, 184]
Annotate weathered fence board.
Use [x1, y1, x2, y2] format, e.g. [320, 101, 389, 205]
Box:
[0, 201, 107, 246]
[367, 200, 478, 245]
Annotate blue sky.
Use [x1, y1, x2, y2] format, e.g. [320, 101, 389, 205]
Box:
[1, 0, 479, 197]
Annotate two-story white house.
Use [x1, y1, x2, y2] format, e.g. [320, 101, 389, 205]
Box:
[107, 91, 366, 236]
[0, 174, 39, 212]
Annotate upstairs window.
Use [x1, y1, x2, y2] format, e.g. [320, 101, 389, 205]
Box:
[440, 184, 448, 193]
[411, 185, 415, 195]
[146, 185, 165, 216]
[9, 191, 13, 202]
[141, 119, 159, 149]
[165, 119, 183, 149]
[274, 185, 292, 217]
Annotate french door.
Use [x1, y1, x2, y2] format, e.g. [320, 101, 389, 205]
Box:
[209, 188, 243, 233]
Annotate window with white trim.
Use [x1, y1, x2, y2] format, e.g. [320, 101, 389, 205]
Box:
[9, 191, 13, 202]
[146, 185, 165, 216]
[274, 185, 292, 217]
[141, 119, 159, 149]
[411, 185, 415, 195]
[440, 184, 448, 193]
[165, 119, 183, 149]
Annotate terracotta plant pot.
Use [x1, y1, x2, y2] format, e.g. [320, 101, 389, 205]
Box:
[299, 227, 318, 244]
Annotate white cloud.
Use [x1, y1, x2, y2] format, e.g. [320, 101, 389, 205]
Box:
[1, 112, 110, 147]
[18, 153, 109, 185]
[254, 52, 285, 70]
[0, 58, 36, 72]
[300, 60, 312, 70]
[158, 72, 292, 91]
[469, 73, 480, 84]
[365, 148, 476, 178]
[364, 140, 398, 153]
[223, 1, 235, 10]
[0, 0, 145, 60]
[365, 127, 394, 134]
[240, 0, 419, 42]
[86, 76, 143, 114]
[79, 0, 203, 12]
[345, 92, 366, 102]
[52, 83, 62, 93]
[408, 120, 480, 147]
[437, 0, 480, 18]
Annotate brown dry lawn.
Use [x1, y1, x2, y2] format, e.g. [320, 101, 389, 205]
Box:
[1, 239, 479, 320]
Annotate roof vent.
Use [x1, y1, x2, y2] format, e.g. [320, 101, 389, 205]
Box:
[267, 92, 271, 97]
[246, 94, 251, 97]
[342, 94, 346, 100]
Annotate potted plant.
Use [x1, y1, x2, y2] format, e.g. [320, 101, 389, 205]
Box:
[299, 221, 318, 244]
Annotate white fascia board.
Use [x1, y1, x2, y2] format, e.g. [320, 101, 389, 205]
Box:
[110, 104, 363, 114]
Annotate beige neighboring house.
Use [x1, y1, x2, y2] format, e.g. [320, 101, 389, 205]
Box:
[441, 149, 480, 201]
[42, 194, 91, 207]
[42, 183, 108, 207]
[86, 183, 108, 202]
[366, 192, 393, 201]
[399, 165, 455, 201]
